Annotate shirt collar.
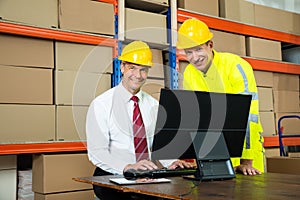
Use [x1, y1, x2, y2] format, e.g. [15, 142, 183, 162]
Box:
[116, 82, 144, 103]
[203, 49, 219, 78]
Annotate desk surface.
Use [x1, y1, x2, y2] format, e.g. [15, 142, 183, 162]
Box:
[73, 173, 300, 200]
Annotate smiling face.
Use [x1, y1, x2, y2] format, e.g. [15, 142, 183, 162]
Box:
[184, 41, 214, 73]
[121, 62, 150, 95]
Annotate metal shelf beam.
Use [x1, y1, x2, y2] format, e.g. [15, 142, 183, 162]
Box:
[263, 136, 300, 148]
[0, 21, 116, 46]
[0, 142, 86, 155]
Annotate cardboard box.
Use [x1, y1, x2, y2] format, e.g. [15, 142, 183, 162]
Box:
[125, 8, 167, 45]
[0, 65, 53, 104]
[211, 29, 246, 56]
[273, 91, 300, 112]
[275, 112, 300, 135]
[292, 12, 300, 35]
[0, 155, 17, 170]
[267, 156, 300, 175]
[273, 73, 299, 91]
[56, 106, 89, 141]
[148, 49, 164, 78]
[260, 112, 276, 136]
[55, 71, 111, 106]
[59, 0, 114, 35]
[0, 104, 55, 143]
[0, 0, 58, 28]
[219, 0, 255, 24]
[254, 70, 273, 88]
[246, 37, 282, 61]
[0, 34, 54, 68]
[56, 41, 113, 73]
[142, 78, 165, 101]
[32, 153, 95, 194]
[254, 4, 293, 34]
[178, 0, 219, 17]
[289, 152, 300, 158]
[264, 148, 280, 158]
[34, 190, 94, 200]
[258, 87, 274, 111]
[0, 169, 17, 200]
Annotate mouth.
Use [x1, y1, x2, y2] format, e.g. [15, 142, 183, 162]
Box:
[194, 57, 205, 66]
[131, 78, 144, 85]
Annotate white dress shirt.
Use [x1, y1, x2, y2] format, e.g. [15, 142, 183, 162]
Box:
[86, 83, 160, 174]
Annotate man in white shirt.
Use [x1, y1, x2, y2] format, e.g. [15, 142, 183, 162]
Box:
[86, 41, 193, 199]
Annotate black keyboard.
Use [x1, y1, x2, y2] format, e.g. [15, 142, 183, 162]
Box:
[123, 168, 197, 180]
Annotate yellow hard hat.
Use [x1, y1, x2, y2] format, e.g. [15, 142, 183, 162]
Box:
[118, 41, 153, 67]
[177, 18, 213, 49]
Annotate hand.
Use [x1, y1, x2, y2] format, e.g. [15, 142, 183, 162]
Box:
[123, 160, 158, 172]
[235, 159, 261, 176]
[168, 159, 196, 169]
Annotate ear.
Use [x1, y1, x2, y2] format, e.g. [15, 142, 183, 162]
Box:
[208, 40, 214, 49]
[120, 62, 125, 74]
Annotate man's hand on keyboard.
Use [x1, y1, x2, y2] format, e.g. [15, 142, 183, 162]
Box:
[168, 159, 197, 169]
[123, 159, 158, 172]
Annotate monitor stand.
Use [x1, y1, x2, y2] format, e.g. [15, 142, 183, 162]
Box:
[185, 131, 236, 181]
[194, 159, 235, 180]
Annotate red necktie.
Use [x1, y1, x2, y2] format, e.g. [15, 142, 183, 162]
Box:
[131, 96, 149, 161]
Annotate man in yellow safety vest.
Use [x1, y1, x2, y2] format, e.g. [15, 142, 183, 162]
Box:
[177, 18, 265, 175]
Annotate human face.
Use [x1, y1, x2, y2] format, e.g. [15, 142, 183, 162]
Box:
[184, 41, 214, 73]
[121, 62, 149, 95]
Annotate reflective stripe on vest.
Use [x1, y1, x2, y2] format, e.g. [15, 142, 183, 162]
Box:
[236, 64, 259, 149]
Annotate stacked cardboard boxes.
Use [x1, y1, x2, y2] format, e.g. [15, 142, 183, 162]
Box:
[273, 73, 300, 135]
[254, 70, 276, 138]
[0, 34, 56, 143]
[55, 41, 113, 141]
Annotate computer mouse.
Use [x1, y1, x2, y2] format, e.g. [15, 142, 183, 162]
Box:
[123, 169, 139, 180]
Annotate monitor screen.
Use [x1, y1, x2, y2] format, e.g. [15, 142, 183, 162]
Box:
[151, 88, 252, 160]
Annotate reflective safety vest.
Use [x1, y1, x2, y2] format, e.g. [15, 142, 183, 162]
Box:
[183, 50, 265, 172]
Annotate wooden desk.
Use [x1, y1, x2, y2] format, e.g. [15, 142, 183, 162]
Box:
[73, 173, 300, 199]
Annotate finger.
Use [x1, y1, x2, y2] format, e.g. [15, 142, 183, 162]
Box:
[184, 162, 194, 168]
[242, 168, 248, 175]
[176, 162, 185, 168]
[141, 160, 158, 170]
[255, 169, 262, 175]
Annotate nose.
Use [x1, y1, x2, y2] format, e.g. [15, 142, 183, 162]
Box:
[191, 51, 199, 61]
[133, 68, 142, 78]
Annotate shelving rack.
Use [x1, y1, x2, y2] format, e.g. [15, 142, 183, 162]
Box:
[0, 0, 118, 155]
[0, 0, 299, 155]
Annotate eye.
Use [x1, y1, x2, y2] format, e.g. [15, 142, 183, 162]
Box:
[140, 68, 149, 73]
[128, 65, 135, 70]
[196, 47, 202, 52]
[185, 50, 192, 55]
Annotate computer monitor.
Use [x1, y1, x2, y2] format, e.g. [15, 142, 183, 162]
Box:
[151, 89, 252, 180]
[151, 88, 251, 160]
